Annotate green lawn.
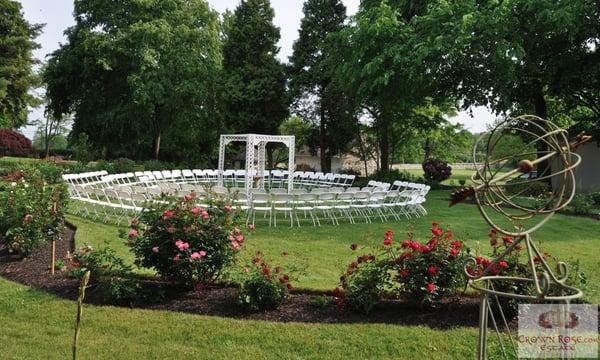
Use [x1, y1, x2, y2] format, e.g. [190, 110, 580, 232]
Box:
[1, 189, 598, 359]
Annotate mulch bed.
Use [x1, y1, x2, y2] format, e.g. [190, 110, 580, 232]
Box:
[0, 225, 486, 329]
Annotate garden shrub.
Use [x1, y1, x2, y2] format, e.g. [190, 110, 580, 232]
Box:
[505, 178, 550, 197]
[112, 158, 137, 173]
[66, 245, 140, 304]
[295, 163, 314, 172]
[126, 192, 247, 287]
[237, 251, 292, 311]
[422, 158, 452, 184]
[335, 224, 468, 310]
[0, 174, 68, 257]
[0, 129, 33, 157]
[33, 161, 64, 184]
[369, 168, 422, 184]
[567, 194, 594, 216]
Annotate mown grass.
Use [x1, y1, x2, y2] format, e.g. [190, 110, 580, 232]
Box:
[67, 190, 600, 302]
[1, 188, 598, 359]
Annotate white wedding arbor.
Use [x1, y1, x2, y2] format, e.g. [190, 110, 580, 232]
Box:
[217, 134, 296, 193]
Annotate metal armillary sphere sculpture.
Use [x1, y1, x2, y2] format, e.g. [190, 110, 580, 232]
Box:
[450, 115, 591, 359]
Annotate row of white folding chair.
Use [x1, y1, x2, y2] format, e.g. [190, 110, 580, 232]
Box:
[245, 191, 407, 227]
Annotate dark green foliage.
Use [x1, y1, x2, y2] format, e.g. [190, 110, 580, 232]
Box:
[505, 179, 550, 198]
[66, 245, 140, 305]
[567, 194, 595, 216]
[220, 0, 288, 138]
[340, 259, 386, 314]
[44, 0, 222, 161]
[0, 0, 43, 128]
[289, 0, 355, 172]
[369, 168, 421, 184]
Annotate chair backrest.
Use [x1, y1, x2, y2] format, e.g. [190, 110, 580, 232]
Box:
[318, 192, 336, 201]
[291, 188, 307, 195]
[252, 193, 272, 202]
[270, 188, 288, 194]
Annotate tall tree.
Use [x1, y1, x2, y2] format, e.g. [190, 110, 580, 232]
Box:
[220, 0, 288, 167]
[0, 0, 43, 128]
[44, 0, 222, 162]
[332, 2, 450, 171]
[289, 0, 355, 172]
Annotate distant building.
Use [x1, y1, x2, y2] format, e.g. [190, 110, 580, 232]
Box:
[551, 142, 600, 193]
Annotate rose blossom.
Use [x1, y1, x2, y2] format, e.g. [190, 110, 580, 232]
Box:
[191, 207, 200, 215]
[248, 224, 255, 230]
[427, 265, 437, 275]
[231, 241, 240, 249]
[152, 246, 160, 253]
[224, 205, 232, 212]
[163, 210, 174, 219]
[23, 214, 33, 222]
[201, 211, 209, 220]
[236, 234, 244, 242]
[128, 229, 138, 237]
[427, 283, 436, 293]
[350, 243, 358, 251]
[431, 228, 443, 236]
[190, 252, 202, 260]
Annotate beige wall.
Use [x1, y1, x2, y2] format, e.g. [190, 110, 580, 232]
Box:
[552, 142, 600, 193]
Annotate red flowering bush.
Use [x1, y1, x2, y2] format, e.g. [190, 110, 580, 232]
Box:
[126, 192, 247, 287]
[237, 251, 292, 311]
[335, 222, 468, 309]
[0, 129, 33, 157]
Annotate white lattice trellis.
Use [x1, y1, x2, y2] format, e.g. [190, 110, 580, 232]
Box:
[218, 134, 296, 193]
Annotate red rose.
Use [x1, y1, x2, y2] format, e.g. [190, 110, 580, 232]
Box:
[350, 243, 358, 251]
[450, 248, 459, 257]
[409, 241, 420, 251]
[498, 261, 508, 268]
[427, 265, 437, 275]
[445, 230, 454, 238]
[333, 287, 341, 297]
[490, 238, 499, 247]
[432, 228, 443, 236]
[287, 283, 293, 290]
[431, 221, 438, 227]
[427, 283, 436, 293]
[399, 269, 409, 277]
[502, 236, 513, 245]
[385, 229, 393, 237]
[401, 240, 411, 248]
[420, 244, 431, 252]
[383, 237, 392, 246]
[262, 267, 270, 275]
[451, 241, 462, 249]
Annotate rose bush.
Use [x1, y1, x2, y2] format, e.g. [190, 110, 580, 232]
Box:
[126, 192, 247, 287]
[335, 222, 468, 311]
[0, 173, 68, 257]
[237, 251, 292, 311]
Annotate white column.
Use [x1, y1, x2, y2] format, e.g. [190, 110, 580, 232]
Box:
[288, 137, 295, 192]
[218, 135, 226, 186]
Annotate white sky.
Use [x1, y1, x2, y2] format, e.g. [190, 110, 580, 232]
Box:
[19, 0, 495, 139]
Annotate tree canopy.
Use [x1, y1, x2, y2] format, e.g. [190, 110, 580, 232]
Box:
[44, 0, 222, 163]
[0, 0, 43, 128]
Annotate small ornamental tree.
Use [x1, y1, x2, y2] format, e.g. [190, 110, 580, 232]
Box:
[422, 158, 452, 183]
[0, 129, 33, 157]
[126, 193, 247, 287]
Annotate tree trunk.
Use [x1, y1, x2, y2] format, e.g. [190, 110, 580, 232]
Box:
[319, 106, 330, 172]
[532, 84, 551, 184]
[423, 137, 432, 161]
[267, 146, 274, 169]
[153, 131, 161, 160]
[378, 114, 391, 171]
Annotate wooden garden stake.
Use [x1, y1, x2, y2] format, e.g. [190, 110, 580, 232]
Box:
[50, 202, 57, 275]
[51, 240, 56, 275]
[73, 270, 90, 360]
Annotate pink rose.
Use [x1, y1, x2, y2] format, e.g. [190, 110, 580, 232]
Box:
[190, 252, 201, 260]
[199, 250, 206, 257]
[128, 229, 138, 237]
[191, 207, 200, 215]
[248, 224, 255, 230]
[231, 241, 240, 249]
[224, 205, 232, 212]
[173, 254, 180, 261]
[152, 246, 160, 253]
[228, 235, 235, 241]
[184, 194, 193, 202]
[236, 234, 244, 242]
[201, 211, 209, 220]
[163, 210, 174, 219]
[234, 226, 241, 234]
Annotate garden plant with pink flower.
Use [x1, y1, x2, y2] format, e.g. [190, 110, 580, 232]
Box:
[126, 192, 248, 287]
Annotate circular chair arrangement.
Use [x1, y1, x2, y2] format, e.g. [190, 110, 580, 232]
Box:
[63, 169, 430, 227]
